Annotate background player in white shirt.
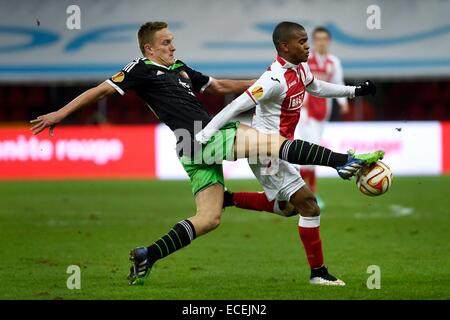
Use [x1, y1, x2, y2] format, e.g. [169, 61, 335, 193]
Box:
[295, 26, 349, 208]
[199, 22, 381, 285]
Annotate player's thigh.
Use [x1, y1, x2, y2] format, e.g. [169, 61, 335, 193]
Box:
[234, 124, 286, 159]
[289, 184, 320, 217]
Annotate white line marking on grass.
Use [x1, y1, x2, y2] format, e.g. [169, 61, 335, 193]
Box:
[353, 212, 390, 219]
[389, 204, 414, 216]
[354, 204, 414, 219]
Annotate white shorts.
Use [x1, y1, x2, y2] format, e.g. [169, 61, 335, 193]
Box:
[248, 158, 305, 202]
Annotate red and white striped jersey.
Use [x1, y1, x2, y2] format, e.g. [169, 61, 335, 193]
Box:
[304, 51, 347, 121]
[246, 55, 314, 139]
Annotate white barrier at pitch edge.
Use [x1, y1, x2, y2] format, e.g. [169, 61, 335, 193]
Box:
[155, 121, 442, 180]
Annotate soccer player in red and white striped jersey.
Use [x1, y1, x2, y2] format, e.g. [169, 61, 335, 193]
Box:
[211, 22, 378, 286]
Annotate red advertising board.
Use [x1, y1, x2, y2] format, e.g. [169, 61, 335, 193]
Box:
[0, 125, 156, 179]
[442, 122, 450, 174]
[1, 122, 449, 179]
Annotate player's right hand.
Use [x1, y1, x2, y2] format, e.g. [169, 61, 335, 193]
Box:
[30, 111, 63, 136]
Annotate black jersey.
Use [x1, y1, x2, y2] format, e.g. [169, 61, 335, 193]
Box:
[106, 58, 213, 157]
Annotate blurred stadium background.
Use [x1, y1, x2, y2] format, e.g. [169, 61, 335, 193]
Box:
[0, 0, 449, 300]
[1, 0, 450, 179]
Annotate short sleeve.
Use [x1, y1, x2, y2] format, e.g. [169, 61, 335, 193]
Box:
[245, 71, 282, 104]
[180, 62, 211, 93]
[106, 59, 146, 95]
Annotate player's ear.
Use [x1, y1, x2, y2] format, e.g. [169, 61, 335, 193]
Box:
[144, 44, 152, 54]
[279, 41, 289, 53]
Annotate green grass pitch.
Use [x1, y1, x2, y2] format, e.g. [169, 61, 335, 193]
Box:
[0, 176, 449, 300]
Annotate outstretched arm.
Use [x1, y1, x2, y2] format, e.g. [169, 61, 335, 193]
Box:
[306, 79, 356, 98]
[196, 71, 281, 144]
[30, 81, 116, 136]
[195, 91, 256, 144]
[204, 79, 256, 95]
[307, 79, 376, 99]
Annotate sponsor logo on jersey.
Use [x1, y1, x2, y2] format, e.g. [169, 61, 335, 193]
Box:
[178, 78, 191, 89]
[251, 86, 264, 99]
[288, 81, 297, 89]
[111, 71, 125, 83]
[178, 79, 195, 97]
[288, 91, 304, 110]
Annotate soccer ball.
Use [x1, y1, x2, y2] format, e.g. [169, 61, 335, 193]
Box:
[356, 161, 393, 196]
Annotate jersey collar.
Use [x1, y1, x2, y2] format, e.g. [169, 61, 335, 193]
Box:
[276, 55, 299, 69]
[145, 59, 183, 70]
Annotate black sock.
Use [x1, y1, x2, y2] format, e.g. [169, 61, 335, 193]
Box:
[279, 139, 348, 168]
[147, 219, 196, 264]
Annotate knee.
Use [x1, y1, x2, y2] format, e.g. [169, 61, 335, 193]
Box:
[306, 197, 321, 217]
[195, 212, 221, 233]
[205, 216, 221, 231]
[298, 197, 320, 217]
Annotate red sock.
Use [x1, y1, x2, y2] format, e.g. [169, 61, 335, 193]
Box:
[300, 168, 317, 193]
[298, 216, 324, 269]
[232, 192, 275, 213]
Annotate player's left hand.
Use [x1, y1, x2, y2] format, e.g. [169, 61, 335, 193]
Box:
[30, 111, 63, 136]
[355, 80, 376, 96]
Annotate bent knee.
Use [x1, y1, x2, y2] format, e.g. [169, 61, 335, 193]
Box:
[195, 212, 221, 232]
[205, 217, 221, 231]
[299, 197, 320, 217]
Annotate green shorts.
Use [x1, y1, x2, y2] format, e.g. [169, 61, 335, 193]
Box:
[180, 121, 239, 196]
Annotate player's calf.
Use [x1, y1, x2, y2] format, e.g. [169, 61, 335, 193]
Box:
[223, 190, 298, 217]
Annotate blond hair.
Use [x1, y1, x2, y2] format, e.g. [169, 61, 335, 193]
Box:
[137, 21, 168, 55]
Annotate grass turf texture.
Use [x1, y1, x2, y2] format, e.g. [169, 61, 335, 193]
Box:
[0, 176, 449, 300]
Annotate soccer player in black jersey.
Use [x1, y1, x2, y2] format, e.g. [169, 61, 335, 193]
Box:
[30, 21, 383, 285]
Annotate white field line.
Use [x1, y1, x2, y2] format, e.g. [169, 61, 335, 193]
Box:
[354, 204, 414, 219]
